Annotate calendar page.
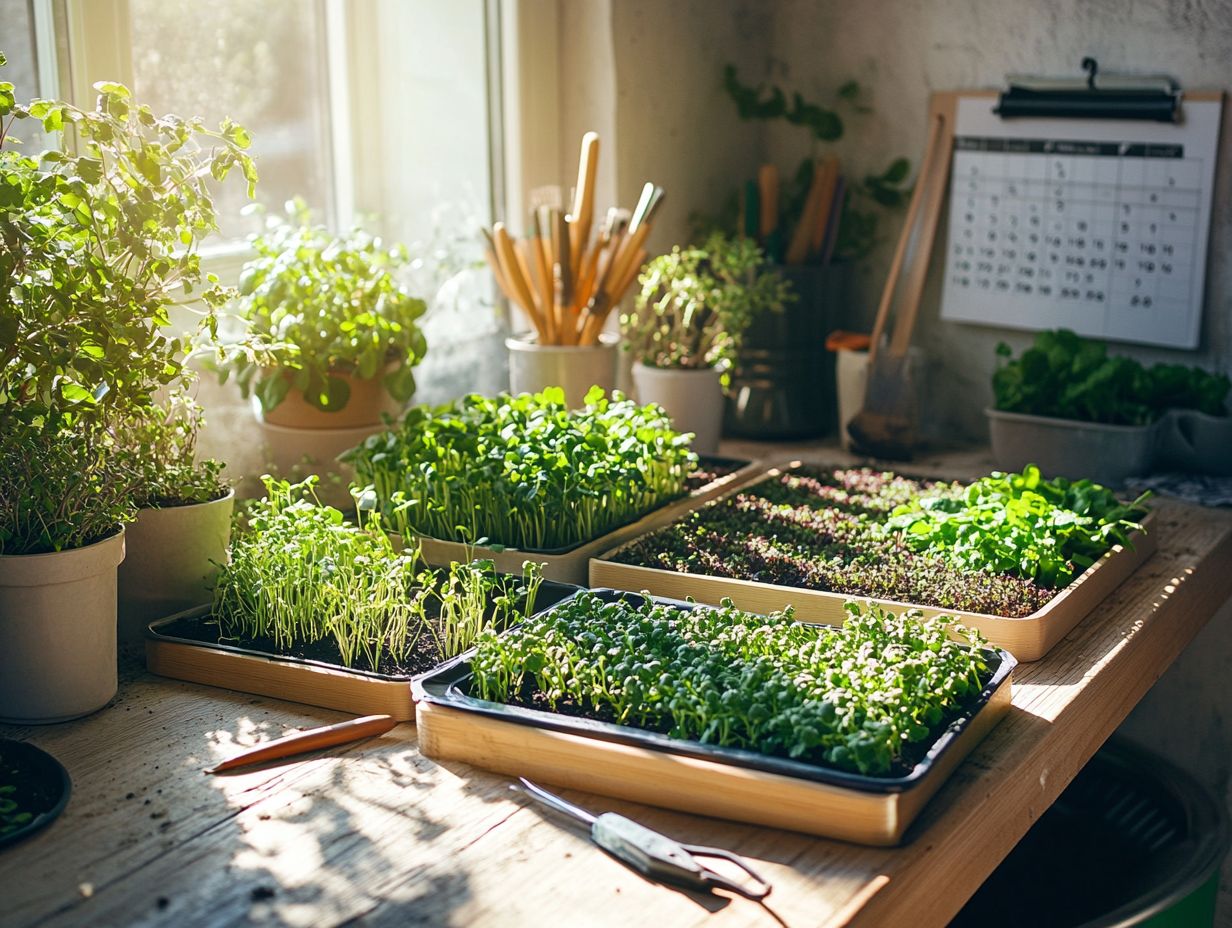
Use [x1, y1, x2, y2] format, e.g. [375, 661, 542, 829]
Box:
[940, 95, 1222, 349]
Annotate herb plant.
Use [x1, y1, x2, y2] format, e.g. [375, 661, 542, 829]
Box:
[0, 55, 254, 554]
[212, 476, 543, 673]
[884, 465, 1148, 588]
[344, 387, 697, 551]
[116, 387, 228, 509]
[218, 199, 429, 414]
[993, 329, 1230, 425]
[623, 233, 792, 372]
[470, 594, 993, 777]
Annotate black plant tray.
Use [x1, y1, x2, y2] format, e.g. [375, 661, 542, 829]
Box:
[0, 740, 71, 851]
[413, 589, 1017, 845]
[145, 578, 578, 721]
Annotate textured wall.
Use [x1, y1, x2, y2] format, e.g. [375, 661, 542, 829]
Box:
[762, 0, 1232, 439]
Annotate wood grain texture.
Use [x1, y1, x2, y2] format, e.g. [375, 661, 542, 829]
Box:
[1, 480, 1229, 928]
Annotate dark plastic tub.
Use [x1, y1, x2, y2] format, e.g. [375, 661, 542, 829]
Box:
[0, 740, 71, 850]
[950, 738, 1230, 927]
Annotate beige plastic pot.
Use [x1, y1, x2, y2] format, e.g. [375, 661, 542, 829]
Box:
[506, 333, 619, 408]
[258, 419, 385, 510]
[631, 363, 724, 454]
[0, 529, 125, 724]
[117, 490, 234, 645]
[257, 363, 404, 429]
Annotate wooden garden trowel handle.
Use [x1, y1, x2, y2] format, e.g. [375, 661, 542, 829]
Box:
[868, 107, 952, 363]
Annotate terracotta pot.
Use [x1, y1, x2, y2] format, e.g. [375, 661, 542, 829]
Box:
[0, 529, 125, 724]
[632, 363, 724, 454]
[506, 333, 619, 408]
[258, 363, 405, 429]
[117, 490, 235, 645]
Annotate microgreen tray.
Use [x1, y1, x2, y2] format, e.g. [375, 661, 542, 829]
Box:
[414, 589, 1015, 846]
[409, 454, 762, 585]
[144, 578, 578, 721]
[588, 461, 1157, 662]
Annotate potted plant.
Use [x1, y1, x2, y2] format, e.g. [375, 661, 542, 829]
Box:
[989, 330, 1231, 485]
[144, 476, 574, 719]
[115, 387, 234, 645]
[343, 387, 698, 582]
[622, 232, 790, 453]
[217, 199, 428, 505]
[0, 60, 255, 723]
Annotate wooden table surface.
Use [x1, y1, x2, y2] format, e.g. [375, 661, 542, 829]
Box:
[3, 447, 1232, 928]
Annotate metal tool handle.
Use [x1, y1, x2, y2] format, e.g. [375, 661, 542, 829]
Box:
[591, 814, 772, 900]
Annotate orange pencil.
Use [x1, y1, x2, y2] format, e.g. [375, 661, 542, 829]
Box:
[205, 714, 398, 774]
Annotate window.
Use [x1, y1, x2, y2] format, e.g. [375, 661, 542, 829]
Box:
[34, 0, 508, 400]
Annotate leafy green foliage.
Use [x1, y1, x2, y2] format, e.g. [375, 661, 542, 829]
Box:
[884, 465, 1148, 589]
[0, 72, 256, 431]
[613, 467, 1055, 617]
[0, 56, 254, 552]
[623, 233, 792, 371]
[470, 594, 993, 777]
[723, 65, 843, 141]
[993, 329, 1230, 425]
[0, 419, 140, 554]
[115, 387, 229, 509]
[344, 388, 697, 551]
[217, 199, 429, 413]
[213, 476, 543, 670]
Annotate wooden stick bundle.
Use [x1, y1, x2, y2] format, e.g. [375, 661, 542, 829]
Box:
[483, 132, 664, 345]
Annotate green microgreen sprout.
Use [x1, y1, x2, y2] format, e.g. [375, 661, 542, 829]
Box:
[469, 593, 994, 777]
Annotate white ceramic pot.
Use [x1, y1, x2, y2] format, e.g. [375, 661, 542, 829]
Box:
[836, 349, 870, 452]
[632, 363, 724, 454]
[986, 408, 1160, 487]
[0, 529, 125, 724]
[258, 419, 386, 509]
[506, 333, 619, 408]
[117, 489, 235, 644]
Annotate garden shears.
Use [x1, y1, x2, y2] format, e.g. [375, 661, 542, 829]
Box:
[511, 778, 772, 901]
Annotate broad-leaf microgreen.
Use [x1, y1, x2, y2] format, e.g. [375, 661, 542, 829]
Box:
[469, 594, 993, 777]
[344, 387, 697, 551]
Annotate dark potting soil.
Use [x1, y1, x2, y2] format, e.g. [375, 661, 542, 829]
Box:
[612, 465, 1055, 619]
[683, 456, 747, 492]
[159, 609, 465, 678]
[0, 742, 68, 842]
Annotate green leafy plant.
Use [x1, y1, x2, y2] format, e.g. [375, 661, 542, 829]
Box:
[213, 476, 544, 672]
[218, 199, 429, 414]
[0, 61, 256, 431]
[115, 386, 228, 509]
[623, 232, 793, 372]
[884, 465, 1148, 589]
[470, 593, 994, 777]
[344, 387, 697, 551]
[714, 66, 911, 262]
[0, 54, 254, 553]
[993, 329, 1230, 425]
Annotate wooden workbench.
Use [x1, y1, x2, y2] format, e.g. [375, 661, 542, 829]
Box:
[3, 445, 1231, 928]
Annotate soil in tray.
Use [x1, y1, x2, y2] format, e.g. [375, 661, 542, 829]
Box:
[683, 455, 747, 492]
[161, 605, 501, 678]
[0, 743, 66, 842]
[610, 465, 1056, 618]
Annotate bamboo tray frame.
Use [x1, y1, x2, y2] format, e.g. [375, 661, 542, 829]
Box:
[414, 591, 1016, 846]
[406, 455, 763, 585]
[589, 461, 1157, 662]
[144, 576, 578, 720]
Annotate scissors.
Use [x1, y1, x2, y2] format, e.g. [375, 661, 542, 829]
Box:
[512, 778, 772, 901]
